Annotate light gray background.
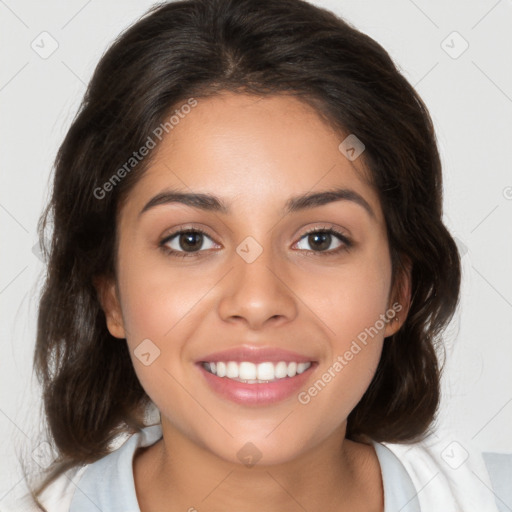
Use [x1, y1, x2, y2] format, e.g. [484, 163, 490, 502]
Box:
[1, 0, 511, 505]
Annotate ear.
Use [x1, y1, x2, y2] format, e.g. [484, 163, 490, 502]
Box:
[384, 258, 412, 338]
[93, 275, 126, 339]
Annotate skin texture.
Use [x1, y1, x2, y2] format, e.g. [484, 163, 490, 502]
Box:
[97, 92, 410, 512]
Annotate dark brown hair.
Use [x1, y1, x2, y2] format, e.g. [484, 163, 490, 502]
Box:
[27, 0, 460, 507]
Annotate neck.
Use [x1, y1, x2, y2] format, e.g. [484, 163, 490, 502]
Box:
[133, 419, 384, 512]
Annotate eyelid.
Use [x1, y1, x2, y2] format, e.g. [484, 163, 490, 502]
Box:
[295, 223, 351, 242]
[159, 224, 218, 243]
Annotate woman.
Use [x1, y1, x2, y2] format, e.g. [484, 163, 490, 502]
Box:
[15, 0, 510, 510]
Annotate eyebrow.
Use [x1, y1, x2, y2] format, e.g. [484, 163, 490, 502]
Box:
[138, 187, 375, 219]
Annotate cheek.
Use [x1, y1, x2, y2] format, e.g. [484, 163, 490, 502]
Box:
[117, 243, 213, 342]
[115, 254, 212, 425]
[297, 247, 392, 347]
[293, 247, 391, 414]
[115, 246, 223, 393]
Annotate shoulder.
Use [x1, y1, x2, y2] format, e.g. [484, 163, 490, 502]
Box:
[68, 424, 162, 511]
[1, 465, 87, 512]
[6, 425, 163, 512]
[482, 451, 512, 512]
[379, 430, 512, 512]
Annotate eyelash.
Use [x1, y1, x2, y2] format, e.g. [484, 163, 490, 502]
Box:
[158, 225, 353, 259]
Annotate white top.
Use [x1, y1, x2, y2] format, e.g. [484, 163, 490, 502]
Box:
[9, 424, 512, 512]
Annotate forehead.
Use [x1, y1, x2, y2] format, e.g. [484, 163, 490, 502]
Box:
[121, 92, 383, 224]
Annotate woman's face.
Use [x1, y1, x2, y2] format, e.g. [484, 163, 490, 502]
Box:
[100, 92, 407, 465]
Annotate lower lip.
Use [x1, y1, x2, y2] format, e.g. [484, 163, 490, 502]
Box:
[196, 363, 317, 406]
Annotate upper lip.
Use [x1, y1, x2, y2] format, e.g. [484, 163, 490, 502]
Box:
[196, 346, 316, 364]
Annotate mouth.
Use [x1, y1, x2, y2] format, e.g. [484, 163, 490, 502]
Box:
[194, 347, 318, 406]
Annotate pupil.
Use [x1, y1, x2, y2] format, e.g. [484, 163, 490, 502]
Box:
[310, 232, 330, 251]
[180, 232, 202, 251]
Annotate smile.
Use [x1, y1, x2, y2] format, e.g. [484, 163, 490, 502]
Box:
[196, 360, 317, 406]
[201, 360, 312, 383]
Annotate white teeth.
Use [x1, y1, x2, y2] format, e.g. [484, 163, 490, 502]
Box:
[287, 362, 297, 377]
[216, 361, 226, 377]
[256, 362, 274, 381]
[240, 362, 257, 380]
[203, 360, 312, 383]
[226, 361, 239, 378]
[297, 362, 309, 374]
[275, 361, 288, 379]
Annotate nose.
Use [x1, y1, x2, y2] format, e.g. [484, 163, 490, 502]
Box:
[217, 243, 298, 330]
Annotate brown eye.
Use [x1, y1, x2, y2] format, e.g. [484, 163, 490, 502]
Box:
[306, 232, 332, 252]
[178, 232, 204, 252]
